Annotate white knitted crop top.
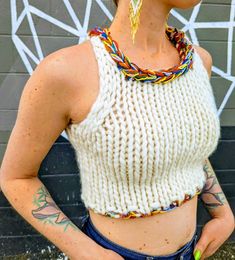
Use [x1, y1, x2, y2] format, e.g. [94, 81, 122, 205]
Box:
[65, 33, 221, 219]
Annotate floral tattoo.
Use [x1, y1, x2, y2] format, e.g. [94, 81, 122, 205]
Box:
[200, 159, 228, 212]
[32, 186, 78, 232]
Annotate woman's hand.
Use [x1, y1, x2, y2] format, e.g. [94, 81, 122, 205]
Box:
[194, 158, 235, 259]
[193, 215, 234, 260]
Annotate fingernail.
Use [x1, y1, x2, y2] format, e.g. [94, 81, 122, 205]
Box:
[194, 249, 201, 260]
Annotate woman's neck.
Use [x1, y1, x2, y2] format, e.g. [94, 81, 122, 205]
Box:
[109, 0, 172, 53]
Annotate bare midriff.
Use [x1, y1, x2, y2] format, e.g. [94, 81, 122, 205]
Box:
[88, 195, 198, 256]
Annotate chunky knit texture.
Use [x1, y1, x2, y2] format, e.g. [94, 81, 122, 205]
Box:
[65, 34, 221, 219]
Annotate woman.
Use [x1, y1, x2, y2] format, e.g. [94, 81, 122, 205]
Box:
[0, 0, 234, 259]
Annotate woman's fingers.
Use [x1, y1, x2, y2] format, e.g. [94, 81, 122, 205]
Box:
[193, 233, 210, 260]
[193, 219, 217, 259]
[200, 239, 220, 260]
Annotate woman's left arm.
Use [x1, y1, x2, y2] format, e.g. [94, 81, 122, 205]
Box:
[193, 158, 234, 260]
[192, 45, 235, 260]
[200, 158, 234, 220]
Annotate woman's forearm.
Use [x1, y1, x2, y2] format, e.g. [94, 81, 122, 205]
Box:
[200, 158, 234, 220]
[0, 177, 100, 259]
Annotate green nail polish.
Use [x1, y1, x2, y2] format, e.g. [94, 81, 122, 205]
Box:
[194, 249, 201, 260]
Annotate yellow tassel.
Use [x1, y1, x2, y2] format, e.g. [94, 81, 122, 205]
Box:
[129, 0, 143, 44]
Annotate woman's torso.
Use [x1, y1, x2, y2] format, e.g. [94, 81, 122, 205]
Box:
[66, 37, 200, 255]
[88, 197, 198, 255]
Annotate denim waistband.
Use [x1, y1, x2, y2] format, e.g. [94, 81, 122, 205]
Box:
[80, 214, 198, 260]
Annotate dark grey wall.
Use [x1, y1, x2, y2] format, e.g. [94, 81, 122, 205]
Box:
[0, 0, 234, 257]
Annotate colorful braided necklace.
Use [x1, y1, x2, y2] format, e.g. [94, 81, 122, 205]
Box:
[88, 25, 194, 84]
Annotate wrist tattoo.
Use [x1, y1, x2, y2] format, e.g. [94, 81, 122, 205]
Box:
[200, 159, 228, 211]
[32, 186, 78, 232]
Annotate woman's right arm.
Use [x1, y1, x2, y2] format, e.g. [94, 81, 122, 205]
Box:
[0, 47, 123, 260]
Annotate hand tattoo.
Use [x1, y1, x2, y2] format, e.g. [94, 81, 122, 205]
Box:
[200, 158, 228, 213]
[32, 186, 78, 232]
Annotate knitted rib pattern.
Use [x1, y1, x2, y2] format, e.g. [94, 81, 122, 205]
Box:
[65, 35, 221, 219]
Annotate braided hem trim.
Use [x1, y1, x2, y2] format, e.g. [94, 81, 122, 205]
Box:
[87, 187, 203, 219]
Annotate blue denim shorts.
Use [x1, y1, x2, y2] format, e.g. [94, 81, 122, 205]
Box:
[80, 214, 199, 260]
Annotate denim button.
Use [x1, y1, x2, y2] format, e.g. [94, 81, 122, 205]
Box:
[146, 257, 154, 260]
[179, 256, 184, 260]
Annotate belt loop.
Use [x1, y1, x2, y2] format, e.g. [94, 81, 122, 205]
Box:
[81, 213, 89, 229]
[178, 232, 197, 260]
[193, 234, 198, 248]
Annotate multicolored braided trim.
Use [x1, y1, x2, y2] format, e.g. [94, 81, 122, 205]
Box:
[88, 186, 203, 219]
[88, 25, 194, 84]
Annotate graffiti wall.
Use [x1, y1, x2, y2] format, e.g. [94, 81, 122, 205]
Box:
[0, 0, 234, 257]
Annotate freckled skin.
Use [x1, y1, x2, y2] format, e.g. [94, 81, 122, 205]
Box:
[165, 238, 169, 244]
[139, 243, 146, 250]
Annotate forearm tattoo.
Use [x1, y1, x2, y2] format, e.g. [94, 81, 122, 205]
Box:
[200, 159, 228, 212]
[32, 186, 78, 232]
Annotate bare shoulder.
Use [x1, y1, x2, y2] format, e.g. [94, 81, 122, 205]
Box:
[38, 39, 93, 91]
[22, 42, 88, 121]
[0, 40, 94, 182]
[193, 45, 213, 78]
[32, 38, 94, 116]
